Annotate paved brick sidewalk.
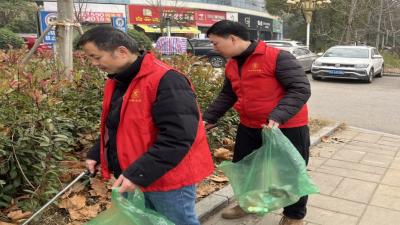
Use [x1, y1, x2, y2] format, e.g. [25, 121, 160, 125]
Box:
[201, 126, 400, 225]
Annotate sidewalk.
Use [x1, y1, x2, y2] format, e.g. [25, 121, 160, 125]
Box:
[196, 125, 400, 225]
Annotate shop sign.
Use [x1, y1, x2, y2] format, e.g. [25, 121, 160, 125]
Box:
[129, 5, 195, 25]
[195, 10, 225, 27]
[238, 13, 272, 31]
[79, 12, 123, 23]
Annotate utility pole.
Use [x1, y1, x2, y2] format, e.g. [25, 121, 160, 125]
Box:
[56, 0, 74, 77]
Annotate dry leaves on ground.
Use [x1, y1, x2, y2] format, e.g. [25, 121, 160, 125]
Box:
[213, 148, 233, 161]
[57, 177, 111, 223]
[196, 171, 229, 199]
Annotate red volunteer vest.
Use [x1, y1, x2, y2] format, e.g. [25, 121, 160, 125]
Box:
[225, 41, 308, 128]
[99, 53, 214, 191]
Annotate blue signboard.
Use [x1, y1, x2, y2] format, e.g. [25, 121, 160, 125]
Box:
[39, 11, 57, 43]
[112, 17, 127, 33]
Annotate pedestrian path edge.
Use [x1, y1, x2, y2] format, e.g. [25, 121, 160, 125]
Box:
[195, 122, 343, 222]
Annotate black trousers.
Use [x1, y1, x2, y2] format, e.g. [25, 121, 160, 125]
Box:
[233, 124, 310, 220]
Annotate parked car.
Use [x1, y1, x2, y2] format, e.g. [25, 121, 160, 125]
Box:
[266, 42, 317, 72]
[19, 34, 52, 53]
[265, 40, 305, 47]
[154, 36, 226, 68]
[188, 38, 226, 68]
[311, 45, 384, 83]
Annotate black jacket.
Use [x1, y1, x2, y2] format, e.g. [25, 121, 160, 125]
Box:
[87, 54, 199, 187]
[203, 42, 311, 125]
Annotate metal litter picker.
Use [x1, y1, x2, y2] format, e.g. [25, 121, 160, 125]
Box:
[21, 170, 91, 225]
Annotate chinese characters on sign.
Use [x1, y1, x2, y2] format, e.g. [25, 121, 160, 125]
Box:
[129, 5, 195, 25]
[195, 10, 226, 26]
[80, 12, 124, 23]
[238, 13, 272, 31]
[39, 11, 57, 43]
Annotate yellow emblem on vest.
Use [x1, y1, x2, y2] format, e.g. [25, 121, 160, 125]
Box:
[129, 89, 142, 102]
[249, 62, 262, 72]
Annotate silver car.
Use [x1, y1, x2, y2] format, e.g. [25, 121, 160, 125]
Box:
[311, 46, 384, 83]
[266, 42, 318, 72]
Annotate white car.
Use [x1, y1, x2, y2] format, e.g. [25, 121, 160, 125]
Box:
[265, 40, 305, 47]
[311, 46, 384, 83]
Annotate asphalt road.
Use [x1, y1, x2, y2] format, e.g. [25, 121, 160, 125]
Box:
[307, 75, 400, 135]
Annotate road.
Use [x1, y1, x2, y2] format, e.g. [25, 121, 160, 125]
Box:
[307, 75, 400, 135]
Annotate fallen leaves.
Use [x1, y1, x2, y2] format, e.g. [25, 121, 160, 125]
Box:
[213, 148, 233, 161]
[56, 177, 111, 223]
[197, 171, 229, 199]
[5, 210, 31, 223]
[208, 174, 228, 183]
[321, 136, 346, 144]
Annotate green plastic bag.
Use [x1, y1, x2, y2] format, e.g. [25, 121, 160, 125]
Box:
[218, 127, 319, 215]
[85, 188, 175, 225]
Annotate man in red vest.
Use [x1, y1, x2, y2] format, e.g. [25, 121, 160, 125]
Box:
[77, 26, 214, 225]
[204, 20, 311, 225]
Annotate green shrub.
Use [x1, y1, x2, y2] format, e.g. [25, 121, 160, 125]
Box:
[0, 28, 24, 49]
[0, 49, 104, 210]
[0, 49, 235, 211]
[127, 29, 153, 51]
[161, 55, 239, 148]
[382, 51, 400, 67]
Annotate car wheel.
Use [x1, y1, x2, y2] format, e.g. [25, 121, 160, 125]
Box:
[375, 65, 383, 78]
[209, 56, 225, 68]
[364, 69, 374, 83]
[312, 74, 321, 80]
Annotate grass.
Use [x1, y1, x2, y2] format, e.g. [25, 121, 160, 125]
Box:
[382, 52, 400, 67]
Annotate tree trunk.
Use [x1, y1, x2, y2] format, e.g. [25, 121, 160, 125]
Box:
[376, 0, 384, 48]
[344, 0, 358, 44]
[56, 0, 74, 77]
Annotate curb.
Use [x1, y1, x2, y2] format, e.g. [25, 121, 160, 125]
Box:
[383, 73, 400, 77]
[195, 122, 342, 222]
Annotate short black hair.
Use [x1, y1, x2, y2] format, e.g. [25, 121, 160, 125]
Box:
[206, 20, 250, 41]
[76, 25, 139, 53]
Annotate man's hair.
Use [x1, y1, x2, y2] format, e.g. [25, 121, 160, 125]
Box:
[206, 20, 250, 41]
[76, 25, 139, 53]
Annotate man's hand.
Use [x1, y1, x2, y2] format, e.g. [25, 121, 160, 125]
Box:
[263, 119, 280, 129]
[112, 175, 137, 193]
[86, 159, 98, 175]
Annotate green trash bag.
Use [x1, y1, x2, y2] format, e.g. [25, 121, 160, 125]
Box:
[85, 188, 175, 225]
[218, 127, 319, 215]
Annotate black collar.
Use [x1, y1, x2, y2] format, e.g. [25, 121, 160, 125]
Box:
[233, 40, 258, 61]
[108, 54, 144, 84]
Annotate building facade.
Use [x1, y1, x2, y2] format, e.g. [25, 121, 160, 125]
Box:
[38, 0, 283, 41]
[128, 0, 282, 40]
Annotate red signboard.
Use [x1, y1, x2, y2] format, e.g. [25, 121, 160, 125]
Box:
[129, 5, 195, 25]
[195, 10, 225, 27]
[79, 12, 124, 23]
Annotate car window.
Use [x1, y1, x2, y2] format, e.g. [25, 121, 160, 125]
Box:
[293, 49, 305, 56]
[373, 48, 380, 55]
[190, 40, 212, 47]
[323, 48, 369, 58]
[299, 48, 310, 55]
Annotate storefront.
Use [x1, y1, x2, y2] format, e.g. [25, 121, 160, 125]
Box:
[238, 13, 273, 40]
[129, 5, 201, 40]
[42, 1, 126, 24]
[195, 10, 226, 37]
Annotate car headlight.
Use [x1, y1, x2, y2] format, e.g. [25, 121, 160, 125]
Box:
[354, 64, 369, 68]
[313, 61, 322, 66]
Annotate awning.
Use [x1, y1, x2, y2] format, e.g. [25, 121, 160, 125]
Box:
[136, 24, 200, 34]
